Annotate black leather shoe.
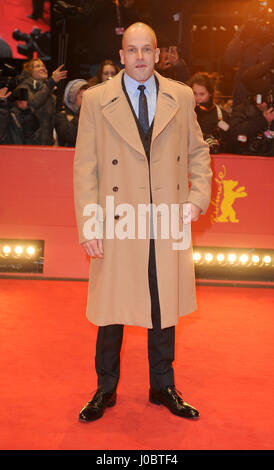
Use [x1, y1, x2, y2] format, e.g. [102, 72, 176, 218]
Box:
[79, 389, 116, 422]
[149, 386, 199, 419]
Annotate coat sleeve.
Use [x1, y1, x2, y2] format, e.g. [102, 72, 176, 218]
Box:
[73, 90, 98, 244]
[186, 89, 212, 214]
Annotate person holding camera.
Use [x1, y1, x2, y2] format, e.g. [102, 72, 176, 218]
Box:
[188, 72, 230, 154]
[229, 56, 274, 156]
[15, 59, 67, 145]
[0, 86, 40, 145]
[0, 87, 11, 144]
[224, 14, 273, 109]
[229, 91, 274, 156]
[157, 45, 190, 83]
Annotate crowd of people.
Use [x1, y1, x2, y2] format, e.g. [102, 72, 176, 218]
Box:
[0, 27, 273, 155]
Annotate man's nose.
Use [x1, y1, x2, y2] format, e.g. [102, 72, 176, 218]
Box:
[137, 49, 143, 60]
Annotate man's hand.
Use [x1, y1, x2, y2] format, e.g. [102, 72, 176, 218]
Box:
[82, 239, 104, 258]
[190, 202, 202, 222]
[52, 64, 68, 83]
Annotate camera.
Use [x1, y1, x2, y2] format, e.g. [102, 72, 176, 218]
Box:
[249, 131, 274, 155]
[12, 27, 51, 59]
[0, 63, 18, 92]
[204, 135, 221, 154]
[255, 90, 274, 108]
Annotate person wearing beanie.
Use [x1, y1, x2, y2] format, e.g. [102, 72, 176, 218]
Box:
[55, 79, 89, 147]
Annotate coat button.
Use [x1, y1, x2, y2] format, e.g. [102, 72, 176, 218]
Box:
[177, 156, 180, 161]
[113, 186, 118, 192]
[112, 159, 118, 165]
[114, 214, 120, 220]
[177, 184, 180, 190]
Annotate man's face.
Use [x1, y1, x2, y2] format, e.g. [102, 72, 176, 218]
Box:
[119, 26, 160, 83]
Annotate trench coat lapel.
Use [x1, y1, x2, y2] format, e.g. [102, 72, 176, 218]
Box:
[100, 70, 180, 155]
[152, 71, 180, 145]
[101, 71, 145, 157]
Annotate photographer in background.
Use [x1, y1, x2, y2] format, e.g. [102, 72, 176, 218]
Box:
[0, 86, 40, 145]
[15, 58, 67, 145]
[224, 5, 273, 109]
[189, 72, 230, 154]
[229, 60, 274, 156]
[157, 44, 190, 83]
[0, 87, 11, 144]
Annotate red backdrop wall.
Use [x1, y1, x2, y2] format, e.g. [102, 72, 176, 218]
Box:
[0, 146, 273, 279]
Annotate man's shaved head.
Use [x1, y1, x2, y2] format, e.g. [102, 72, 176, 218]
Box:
[122, 22, 157, 50]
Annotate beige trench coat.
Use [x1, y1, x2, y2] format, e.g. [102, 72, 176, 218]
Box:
[74, 70, 212, 329]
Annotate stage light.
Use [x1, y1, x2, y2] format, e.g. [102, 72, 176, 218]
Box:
[14, 246, 23, 255]
[239, 254, 249, 264]
[193, 246, 274, 283]
[26, 246, 35, 255]
[3, 246, 11, 255]
[228, 254, 236, 263]
[193, 252, 201, 262]
[0, 239, 44, 273]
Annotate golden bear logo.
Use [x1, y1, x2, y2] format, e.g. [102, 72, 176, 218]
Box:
[210, 165, 247, 224]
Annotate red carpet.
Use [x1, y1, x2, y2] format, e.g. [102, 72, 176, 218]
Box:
[0, 279, 273, 450]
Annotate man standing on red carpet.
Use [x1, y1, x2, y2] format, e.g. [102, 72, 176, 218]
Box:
[74, 22, 212, 421]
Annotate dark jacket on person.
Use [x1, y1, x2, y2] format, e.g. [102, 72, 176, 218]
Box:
[195, 103, 230, 152]
[0, 99, 39, 144]
[9, 104, 40, 144]
[55, 107, 79, 147]
[157, 59, 190, 83]
[15, 72, 56, 145]
[224, 22, 273, 108]
[229, 101, 274, 155]
[0, 100, 10, 144]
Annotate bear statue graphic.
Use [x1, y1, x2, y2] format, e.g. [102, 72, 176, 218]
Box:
[211, 165, 247, 224]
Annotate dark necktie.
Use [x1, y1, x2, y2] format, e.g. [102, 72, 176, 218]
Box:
[138, 85, 149, 134]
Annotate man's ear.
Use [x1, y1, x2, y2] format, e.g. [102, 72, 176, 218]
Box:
[119, 49, 125, 65]
[155, 48, 160, 64]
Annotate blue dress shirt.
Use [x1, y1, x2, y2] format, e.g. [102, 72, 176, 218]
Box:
[123, 73, 157, 127]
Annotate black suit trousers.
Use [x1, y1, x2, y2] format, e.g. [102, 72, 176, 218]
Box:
[95, 238, 175, 392]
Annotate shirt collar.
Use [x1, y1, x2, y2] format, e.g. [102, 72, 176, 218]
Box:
[124, 72, 156, 96]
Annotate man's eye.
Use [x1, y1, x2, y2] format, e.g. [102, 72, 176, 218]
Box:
[128, 48, 136, 53]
